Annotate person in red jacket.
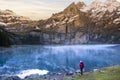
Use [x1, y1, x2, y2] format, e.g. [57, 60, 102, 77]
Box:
[79, 61, 84, 75]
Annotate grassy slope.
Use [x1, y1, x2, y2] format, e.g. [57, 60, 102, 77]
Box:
[63, 65, 120, 80]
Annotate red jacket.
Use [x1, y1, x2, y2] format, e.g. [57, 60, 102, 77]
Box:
[79, 61, 84, 68]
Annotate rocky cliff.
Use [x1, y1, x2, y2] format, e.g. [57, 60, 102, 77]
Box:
[85, 0, 120, 43]
[0, 23, 12, 47]
[35, 0, 120, 44]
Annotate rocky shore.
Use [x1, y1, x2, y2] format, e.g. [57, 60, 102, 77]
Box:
[0, 71, 78, 80]
[0, 69, 100, 80]
[1, 65, 120, 80]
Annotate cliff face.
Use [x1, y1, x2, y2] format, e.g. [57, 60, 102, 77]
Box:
[35, 0, 120, 44]
[0, 23, 12, 47]
[35, 2, 89, 44]
[0, 0, 120, 44]
[84, 0, 120, 43]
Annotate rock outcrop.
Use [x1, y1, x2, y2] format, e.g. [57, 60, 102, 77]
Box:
[0, 23, 12, 47]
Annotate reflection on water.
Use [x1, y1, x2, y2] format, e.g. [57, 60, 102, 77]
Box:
[0, 45, 120, 75]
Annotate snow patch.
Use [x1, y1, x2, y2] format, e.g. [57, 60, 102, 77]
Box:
[46, 24, 52, 28]
[0, 22, 7, 26]
[113, 18, 120, 24]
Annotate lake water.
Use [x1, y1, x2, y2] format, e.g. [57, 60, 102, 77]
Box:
[0, 44, 120, 78]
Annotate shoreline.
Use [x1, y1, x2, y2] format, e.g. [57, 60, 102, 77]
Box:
[1, 65, 119, 80]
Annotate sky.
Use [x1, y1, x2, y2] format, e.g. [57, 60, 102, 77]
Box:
[0, 0, 119, 20]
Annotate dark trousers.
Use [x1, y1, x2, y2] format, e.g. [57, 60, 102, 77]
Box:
[80, 68, 83, 75]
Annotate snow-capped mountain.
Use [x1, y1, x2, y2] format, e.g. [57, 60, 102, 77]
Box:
[42, 0, 120, 28]
[38, 2, 87, 33]
[36, 0, 120, 44]
[37, 0, 120, 32]
[0, 9, 30, 24]
[86, 0, 120, 24]
[83, 0, 120, 43]
[0, 9, 38, 34]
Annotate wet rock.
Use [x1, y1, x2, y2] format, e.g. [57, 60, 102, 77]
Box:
[53, 78, 57, 80]
[4, 76, 21, 80]
[43, 75, 47, 79]
[0, 76, 5, 80]
[43, 74, 50, 80]
[47, 72, 55, 75]
[66, 71, 74, 76]
[56, 73, 62, 75]
[25, 74, 40, 79]
[93, 69, 98, 72]
[75, 70, 80, 73]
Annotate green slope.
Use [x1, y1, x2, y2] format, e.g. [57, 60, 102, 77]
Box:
[63, 65, 120, 80]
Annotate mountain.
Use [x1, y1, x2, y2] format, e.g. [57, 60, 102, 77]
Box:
[0, 0, 120, 45]
[0, 9, 39, 34]
[36, 0, 120, 44]
[35, 2, 89, 44]
[0, 9, 30, 24]
[83, 0, 120, 43]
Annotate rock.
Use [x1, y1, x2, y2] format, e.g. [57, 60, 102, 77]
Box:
[66, 71, 74, 76]
[93, 69, 98, 72]
[56, 73, 62, 75]
[99, 70, 105, 73]
[3, 76, 21, 80]
[0, 76, 5, 80]
[75, 70, 80, 73]
[53, 78, 57, 80]
[25, 74, 40, 79]
[43, 75, 47, 79]
[42, 74, 51, 80]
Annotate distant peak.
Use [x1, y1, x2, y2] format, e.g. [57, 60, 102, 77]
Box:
[0, 9, 15, 15]
[92, 0, 102, 3]
[63, 2, 80, 15]
[76, 1, 86, 8]
[5, 9, 14, 12]
[70, 2, 76, 6]
[91, 0, 104, 7]
[65, 2, 76, 9]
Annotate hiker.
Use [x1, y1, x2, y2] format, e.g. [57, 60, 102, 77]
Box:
[79, 61, 84, 75]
